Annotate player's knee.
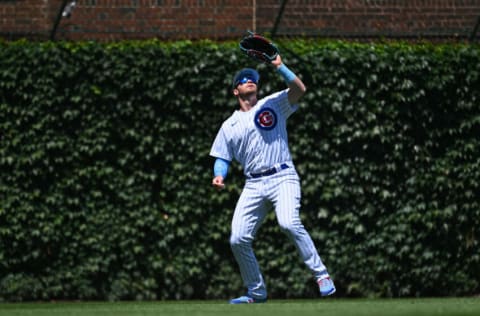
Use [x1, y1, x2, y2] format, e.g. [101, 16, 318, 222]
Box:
[278, 219, 302, 235]
[230, 234, 252, 248]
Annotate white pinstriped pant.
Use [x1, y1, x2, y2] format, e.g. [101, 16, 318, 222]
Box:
[230, 166, 328, 299]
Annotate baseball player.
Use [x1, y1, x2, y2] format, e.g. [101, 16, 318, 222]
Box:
[210, 54, 336, 304]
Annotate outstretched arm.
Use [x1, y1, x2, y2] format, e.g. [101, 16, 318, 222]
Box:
[271, 55, 306, 104]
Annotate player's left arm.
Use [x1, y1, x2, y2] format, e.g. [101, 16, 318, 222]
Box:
[271, 55, 306, 104]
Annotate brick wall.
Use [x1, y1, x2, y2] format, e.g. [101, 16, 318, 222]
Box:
[1, 0, 479, 41]
[0, 0, 59, 39]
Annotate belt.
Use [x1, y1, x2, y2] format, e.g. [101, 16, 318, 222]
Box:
[250, 163, 289, 178]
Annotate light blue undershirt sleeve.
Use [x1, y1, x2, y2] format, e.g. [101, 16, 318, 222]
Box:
[277, 64, 296, 83]
[213, 158, 230, 178]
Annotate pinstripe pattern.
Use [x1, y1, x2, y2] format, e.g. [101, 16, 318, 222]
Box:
[230, 169, 328, 298]
[210, 90, 297, 176]
[210, 89, 330, 299]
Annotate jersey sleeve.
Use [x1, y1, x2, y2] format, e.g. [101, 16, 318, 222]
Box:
[270, 89, 298, 119]
[209, 126, 233, 162]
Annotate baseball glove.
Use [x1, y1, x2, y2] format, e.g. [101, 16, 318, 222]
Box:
[239, 32, 279, 64]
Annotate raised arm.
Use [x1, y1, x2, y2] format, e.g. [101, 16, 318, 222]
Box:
[271, 55, 307, 104]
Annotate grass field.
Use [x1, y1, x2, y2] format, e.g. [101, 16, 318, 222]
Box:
[0, 298, 479, 316]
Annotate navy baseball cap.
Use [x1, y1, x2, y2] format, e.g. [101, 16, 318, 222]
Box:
[232, 68, 260, 89]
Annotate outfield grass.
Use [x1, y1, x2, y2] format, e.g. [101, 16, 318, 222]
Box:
[0, 298, 479, 316]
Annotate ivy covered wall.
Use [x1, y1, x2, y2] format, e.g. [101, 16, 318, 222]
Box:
[0, 40, 479, 301]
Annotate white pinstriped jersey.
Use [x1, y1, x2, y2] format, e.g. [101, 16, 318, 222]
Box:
[210, 89, 298, 176]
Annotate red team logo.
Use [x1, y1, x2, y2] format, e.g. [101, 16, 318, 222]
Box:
[254, 107, 277, 130]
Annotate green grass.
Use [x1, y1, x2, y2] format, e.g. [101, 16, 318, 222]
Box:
[0, 298, 479, 316]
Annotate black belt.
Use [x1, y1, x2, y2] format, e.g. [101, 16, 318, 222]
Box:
[250, 163, 289, 178]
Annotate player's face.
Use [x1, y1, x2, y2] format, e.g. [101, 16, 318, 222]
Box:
[234, 76, 258, 95]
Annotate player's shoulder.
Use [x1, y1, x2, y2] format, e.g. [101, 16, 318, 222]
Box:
[260, 89, 298, 116]
[259, 89, 289, 105]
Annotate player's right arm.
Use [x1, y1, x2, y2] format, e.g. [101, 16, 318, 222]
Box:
[212, 175, 225, 190]
[212, 157, 230, 190]
[210, 126, 232, 190]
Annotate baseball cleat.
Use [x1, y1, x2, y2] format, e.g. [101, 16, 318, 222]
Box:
[229, 295, 267, 304]
[318, 277, 336, 296]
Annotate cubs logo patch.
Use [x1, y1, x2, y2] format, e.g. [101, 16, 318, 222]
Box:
[254, 107, 277, 130]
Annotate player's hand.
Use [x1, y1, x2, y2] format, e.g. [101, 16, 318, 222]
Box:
[212, 176, 226, 190]
[271, 54, 282, 67]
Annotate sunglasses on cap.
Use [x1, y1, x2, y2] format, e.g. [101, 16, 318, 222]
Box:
[236, 76, 258, 86]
